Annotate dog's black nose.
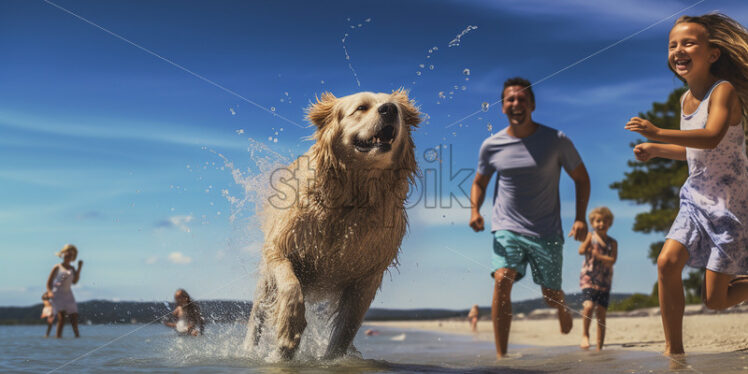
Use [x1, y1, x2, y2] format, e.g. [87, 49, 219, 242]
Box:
[378, 103, 398, 123]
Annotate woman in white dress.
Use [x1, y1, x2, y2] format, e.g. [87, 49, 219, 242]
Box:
[46, 244, 83, 338]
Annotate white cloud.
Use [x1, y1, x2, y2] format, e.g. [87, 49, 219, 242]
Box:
[459, 0, 689, 25]
[546, 77, 678, 106]
[155, 215, 194, 232]
[168, 252, 192, 264]
[170, 215, 194, 233]
[0, 109, 263, 150]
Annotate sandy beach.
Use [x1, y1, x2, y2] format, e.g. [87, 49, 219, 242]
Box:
[367, 312, 748, 354]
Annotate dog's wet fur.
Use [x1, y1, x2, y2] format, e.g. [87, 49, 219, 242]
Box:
[244, 90, 420, 360]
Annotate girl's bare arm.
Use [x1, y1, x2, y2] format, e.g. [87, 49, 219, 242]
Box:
[626, 84, 737, 149]
[73, 260, 83, 284]
[46, 265, 58, 293]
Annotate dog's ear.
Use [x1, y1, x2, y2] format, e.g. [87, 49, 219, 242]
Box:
[307, 92, 337, 128]
[392, 88, 421, 127]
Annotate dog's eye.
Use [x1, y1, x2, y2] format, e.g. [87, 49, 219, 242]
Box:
[356, 105, 368, 112]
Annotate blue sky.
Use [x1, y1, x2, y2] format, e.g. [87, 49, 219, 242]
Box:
[2, 0, 747, 308]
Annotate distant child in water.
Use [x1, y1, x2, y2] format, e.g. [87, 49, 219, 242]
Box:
[467, 304, 480, 332]
[625, 13, 748, 356]
[41, 291, 55, 337]
[578, 207, 617, 351]
[163, 289, 204, 336]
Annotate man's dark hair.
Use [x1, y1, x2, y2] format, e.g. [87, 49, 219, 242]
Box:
[501, 77, 534, 103]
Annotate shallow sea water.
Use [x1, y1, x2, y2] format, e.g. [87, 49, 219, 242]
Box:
[1, 323, 745, 373]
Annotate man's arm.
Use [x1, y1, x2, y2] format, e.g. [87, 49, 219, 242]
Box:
[578, 232, 591, 255]
[567, 163, 590, 241]
[469, 172, 492, 232]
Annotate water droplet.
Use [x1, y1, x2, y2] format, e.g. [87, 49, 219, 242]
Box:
[270, 107, 276, 112]
[229, 108, 236, 115]
[428, 49, 433, 53]
[461, 85, 467, 91]
[280, 98, 285, 102]
[235, 129, 244, 135]
[429, 65, 434, 70]
[273, 138, 278, 143]
[433, 46, 438, 51]
[416, 71, 421, 76]
[284, 92, 289, 96]
[268, 136, 273, 141]
[463, 68, 471, 76]
[365, 18, 371, 22]
[438, 91, 446, 99]
[481, 102, 490, 112]
[419, 64, 425, 68]
[321, 80, 325, 84]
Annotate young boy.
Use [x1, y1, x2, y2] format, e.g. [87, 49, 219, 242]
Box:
[578, 206, 617, 351]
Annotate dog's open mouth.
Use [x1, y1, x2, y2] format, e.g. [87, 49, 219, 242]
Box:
[354, 125, 396, 152]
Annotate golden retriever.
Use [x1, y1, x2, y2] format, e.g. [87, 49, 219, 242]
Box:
[244, 90, 420, 360]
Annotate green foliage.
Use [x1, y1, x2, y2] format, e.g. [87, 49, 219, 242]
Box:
[610, 87, 689, 249]
[608, 293, 658, 311]
[647, 241, 665, 264]
[610, 87, 692, 309]
[683, 269, 704, 304]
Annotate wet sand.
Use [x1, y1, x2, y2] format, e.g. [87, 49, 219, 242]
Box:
[366, 312, 748, 354]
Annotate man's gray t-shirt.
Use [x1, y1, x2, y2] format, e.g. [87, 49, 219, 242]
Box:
[477, 124, 582, 238]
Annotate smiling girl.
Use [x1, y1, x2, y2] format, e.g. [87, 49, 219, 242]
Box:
[625, 13, 748, 356]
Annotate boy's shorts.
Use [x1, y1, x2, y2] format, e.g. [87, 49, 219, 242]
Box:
[582, 288, 610, 308]
[491, 230, 564, 290]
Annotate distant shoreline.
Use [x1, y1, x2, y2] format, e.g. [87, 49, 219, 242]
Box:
[3, 297, 745, 326]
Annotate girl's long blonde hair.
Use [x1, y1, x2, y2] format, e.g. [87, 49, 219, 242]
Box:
[671, 13, 748, 123]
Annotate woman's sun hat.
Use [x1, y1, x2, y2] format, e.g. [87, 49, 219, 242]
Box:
[56, 243, 78, 258]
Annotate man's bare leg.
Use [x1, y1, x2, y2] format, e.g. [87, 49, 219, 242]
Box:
[542, 288, 572, 334]
[492, 268, 516, 359]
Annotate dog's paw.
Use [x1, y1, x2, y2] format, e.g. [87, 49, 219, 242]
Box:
[275, 284, 307, 358]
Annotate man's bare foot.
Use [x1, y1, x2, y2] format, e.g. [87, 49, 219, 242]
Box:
[496, 353, 506, 360]
[596, 346, 603, 352]
[580, 335, 590, 349]
[664, 348, 685, 356]
[558, 307, 573, 334]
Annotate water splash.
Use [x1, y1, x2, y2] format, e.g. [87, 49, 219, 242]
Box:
[448, 25, 478, 47]
[341, 17, 371, 87]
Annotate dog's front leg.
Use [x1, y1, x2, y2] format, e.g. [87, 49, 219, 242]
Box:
[324, 274, 382, 359]
[269, 258, 307, 360]
[244, 271, 275, 351]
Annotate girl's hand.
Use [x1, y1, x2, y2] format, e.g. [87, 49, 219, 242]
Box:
[625, 117, 660, 139]
[633, 143, 655, 162]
